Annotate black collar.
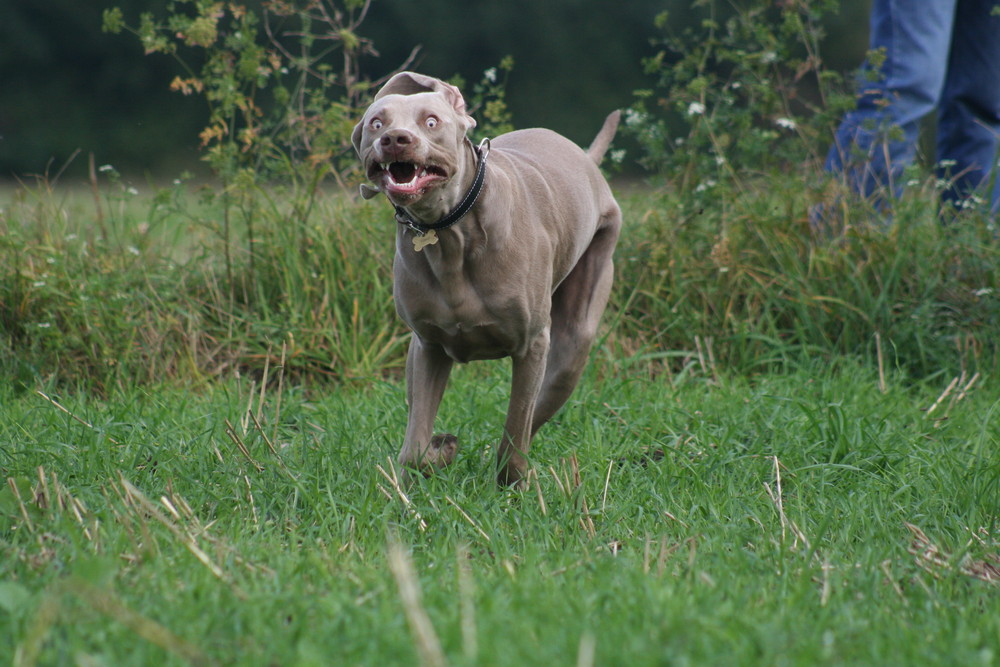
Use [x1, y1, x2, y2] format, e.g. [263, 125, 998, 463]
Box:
[394, 138, 491, 234]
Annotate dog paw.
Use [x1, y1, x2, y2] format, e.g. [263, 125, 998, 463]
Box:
[400, 434, 459, 477]
[426, 433, 459, 467]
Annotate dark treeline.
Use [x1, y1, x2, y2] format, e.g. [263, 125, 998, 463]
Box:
[0, 0, 869, 180]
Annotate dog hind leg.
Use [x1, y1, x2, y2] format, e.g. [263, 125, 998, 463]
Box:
[531, 214, 621, 435]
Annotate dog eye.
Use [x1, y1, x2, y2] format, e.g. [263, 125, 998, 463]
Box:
[425, 116, 438, 128]
[371, 118, 383, 130]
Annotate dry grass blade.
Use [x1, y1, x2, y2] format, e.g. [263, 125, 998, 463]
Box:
[694, 335, 719, 383]
[905, 522, 1000, 585]
[925, 376, 960, 416]
[576, 632, 596, 667]
[527, 468, 547, 516]
[445, 496, 491, 543]
[376, 460, 427, 532]
[875, 332, 886, 394]
[248, 410, 297, 479]
[763, 455, 811, 553]
[642, 534, 690, 577]
[550, 455, 596, 538]
[880, 559, 907, 602]
[456, 542, 477, 661]
[387, 539, 447, 667]
[66, 578, 214, 666]
[117, 475, 247, 599]
[224, 419, 265, 472]
[948, 372, 979, 414]
[35, 391, 119, 445]
[601, 460, 613, 514]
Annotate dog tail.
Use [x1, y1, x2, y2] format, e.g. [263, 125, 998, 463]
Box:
[586, 110, 621, 165]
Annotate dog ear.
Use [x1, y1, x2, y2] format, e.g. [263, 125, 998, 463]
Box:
[351, 118, 365, 156]
[375, 71, 476, 132]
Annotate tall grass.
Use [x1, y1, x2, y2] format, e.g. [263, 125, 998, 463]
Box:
[611, 179, 1000, 381]
[3, 170, 999, 392]
[1, 178, 409, 391]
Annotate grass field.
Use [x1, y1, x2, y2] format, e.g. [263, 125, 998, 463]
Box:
[2, 356, 998, 665]
[5, 1, 1000, 662]
[3, 141, 1000, 667]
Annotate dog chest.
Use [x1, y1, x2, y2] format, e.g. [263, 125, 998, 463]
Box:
[397, 286, 538, 363]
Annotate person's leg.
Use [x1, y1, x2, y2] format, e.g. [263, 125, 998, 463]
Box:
[935, 0, 1000, 215]
[825, 0, 957, 204]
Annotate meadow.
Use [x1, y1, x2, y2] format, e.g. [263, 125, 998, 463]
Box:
[3, 1, 1000, 663]
[1, 348, 999, 666]
[1, 179, 999, 666]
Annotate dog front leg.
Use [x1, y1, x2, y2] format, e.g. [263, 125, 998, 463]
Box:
[399, 336, 456, 473]
[497, 328, 550, 487]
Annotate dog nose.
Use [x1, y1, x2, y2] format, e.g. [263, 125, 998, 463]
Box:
[381, 129, 414, 148]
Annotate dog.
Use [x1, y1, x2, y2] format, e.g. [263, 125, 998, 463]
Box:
[352, 72, 621, 486]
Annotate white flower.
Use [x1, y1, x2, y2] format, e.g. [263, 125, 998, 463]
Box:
[128, 246, 141, 256]
[99, 164, 114, 172]
[624, 108, 647, 127]
[761, 51, 778, 64]
[38, 322, 51, 329]
[687, 102, 706, 116]
[484, 67, 497, 83]
[610, 149, 626, 163]
[695, 179, 717, 193]
[127, 187, 139, 196]
[775, 117, 796, 130]
[715, 156, 726, 166]
[33, 281, 46, 288]
[974, 288, 993, 297]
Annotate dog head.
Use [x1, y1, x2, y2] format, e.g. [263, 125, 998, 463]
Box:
[353, 72, 477, 205]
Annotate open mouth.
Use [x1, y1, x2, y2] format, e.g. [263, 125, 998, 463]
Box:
[370, 161, 447, 198]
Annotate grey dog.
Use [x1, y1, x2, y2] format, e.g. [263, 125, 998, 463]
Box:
[353, 72, 621, 486]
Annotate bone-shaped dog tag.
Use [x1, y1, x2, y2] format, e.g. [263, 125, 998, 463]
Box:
[412, 230, 439, 252]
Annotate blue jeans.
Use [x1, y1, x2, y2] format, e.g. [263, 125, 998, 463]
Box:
[825, 0, 1000, 215]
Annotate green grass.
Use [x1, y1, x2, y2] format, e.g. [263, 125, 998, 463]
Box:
[2, 147, 999, 667]
[5, 3, 1000, 662]
[2, 360, 998, 666]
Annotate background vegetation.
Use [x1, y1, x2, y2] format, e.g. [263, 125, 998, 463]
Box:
[0, 0, 872, 178]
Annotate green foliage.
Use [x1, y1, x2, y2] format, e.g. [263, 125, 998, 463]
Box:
[102, 0, 375, 186]
[465, 56, 517, 140]
[628, 0, 851, 190]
